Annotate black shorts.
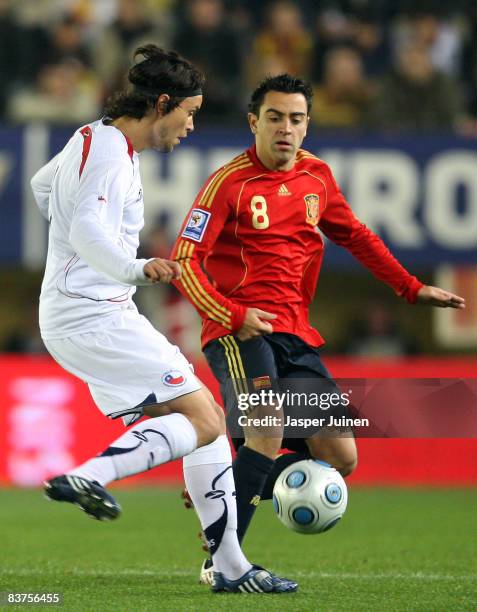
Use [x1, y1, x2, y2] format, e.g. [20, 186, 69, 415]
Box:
[204, 332, 351, 452]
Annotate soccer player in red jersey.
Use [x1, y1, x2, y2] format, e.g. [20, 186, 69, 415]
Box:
[172, 74, 465, 582]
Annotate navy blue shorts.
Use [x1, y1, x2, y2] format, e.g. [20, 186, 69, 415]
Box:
[204, 332, 350, 452]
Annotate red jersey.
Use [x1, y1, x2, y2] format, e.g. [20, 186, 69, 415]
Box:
[171, 145, 423, 348]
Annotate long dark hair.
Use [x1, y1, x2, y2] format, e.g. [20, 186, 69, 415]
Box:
[104, 45, 205, 120]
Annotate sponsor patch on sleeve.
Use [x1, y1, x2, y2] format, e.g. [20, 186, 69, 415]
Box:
[182, 208, 211, 242]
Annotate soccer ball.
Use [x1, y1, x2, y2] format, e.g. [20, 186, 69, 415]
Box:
[272, 459, 348, 534]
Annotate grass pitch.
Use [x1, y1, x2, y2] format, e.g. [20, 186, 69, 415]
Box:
[0, 487, 476, 611]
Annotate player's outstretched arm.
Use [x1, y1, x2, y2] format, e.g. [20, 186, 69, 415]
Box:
[144, 259, 181, 284]
[236, 308, 277, 342]
[416, 285, 466, 309]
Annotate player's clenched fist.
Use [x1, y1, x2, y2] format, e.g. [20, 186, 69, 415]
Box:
[144, 258, 182, 283]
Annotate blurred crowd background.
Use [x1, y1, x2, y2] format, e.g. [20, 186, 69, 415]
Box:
[0, 0, 476, 359]
[1, 0, 477, 134]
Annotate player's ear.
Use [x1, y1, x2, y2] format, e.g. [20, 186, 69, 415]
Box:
[248, 112, 258, 134]
[156, 94, 170, 117]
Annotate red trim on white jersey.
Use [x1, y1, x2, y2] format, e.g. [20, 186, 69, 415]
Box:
[79, 126, 93, 178]
[125, 135, 134, 162]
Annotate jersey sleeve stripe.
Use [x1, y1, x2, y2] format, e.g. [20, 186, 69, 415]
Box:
[183, 242, 231, 317]
[178, 240, 232, 329]
[177, 240, 232, 317]
[180, 266, 232, 328]
[297, 150, 325, 163]
[197, 153, 248, 206]
[177, 241, 232, 328]
[176, 240, 231, 317]
[204, 161, 253, 210]
[181, 264, 232, 325]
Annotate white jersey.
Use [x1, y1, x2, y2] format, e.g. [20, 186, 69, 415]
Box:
[32, 119, 152, 339]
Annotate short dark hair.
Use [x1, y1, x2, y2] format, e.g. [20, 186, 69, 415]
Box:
[103, 45, 205, 120]
[248, 74, 313, 116]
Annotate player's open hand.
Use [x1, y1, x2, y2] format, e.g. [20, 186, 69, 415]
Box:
[144, 258, 182, 284]
[416, 285, 465, 309]
[237, 308, 277, 341]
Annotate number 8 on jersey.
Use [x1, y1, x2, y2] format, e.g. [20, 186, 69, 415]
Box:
[251, 195, 270, 230]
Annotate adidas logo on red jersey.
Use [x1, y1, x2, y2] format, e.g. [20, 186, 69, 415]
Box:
[278, 183, 291, 196]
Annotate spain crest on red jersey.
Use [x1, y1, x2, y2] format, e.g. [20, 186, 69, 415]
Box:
[304, 194, 320, 226]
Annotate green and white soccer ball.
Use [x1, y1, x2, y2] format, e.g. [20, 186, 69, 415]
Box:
[272, 459, 348, 534]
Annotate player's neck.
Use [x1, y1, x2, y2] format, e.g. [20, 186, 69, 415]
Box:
[256, 147, 296, 172]
[111, 117, 146, 153]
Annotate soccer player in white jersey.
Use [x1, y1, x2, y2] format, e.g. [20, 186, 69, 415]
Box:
[31, 45, 296, 594]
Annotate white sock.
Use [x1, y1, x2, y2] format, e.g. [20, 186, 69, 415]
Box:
[183, 434, 252, 580]
[68, 413, 197, 485]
